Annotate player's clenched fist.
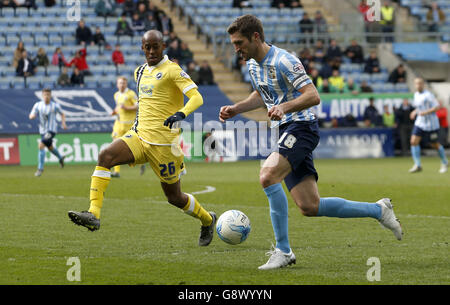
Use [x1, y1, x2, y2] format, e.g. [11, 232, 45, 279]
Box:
[219, 105, 237, 122]
[267, 105, 285, 121]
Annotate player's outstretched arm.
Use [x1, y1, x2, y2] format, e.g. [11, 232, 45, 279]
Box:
[219, 90, 264, 122]
[61, 113, 67, 130]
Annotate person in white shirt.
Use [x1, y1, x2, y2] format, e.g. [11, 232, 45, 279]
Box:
[409, 77, 448, 173]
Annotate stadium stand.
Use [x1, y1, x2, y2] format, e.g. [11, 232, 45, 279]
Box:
[0, 0, 178, 90]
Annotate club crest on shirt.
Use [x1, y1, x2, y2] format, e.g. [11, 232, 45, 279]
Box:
[180, 71, 190, 79]
[268, 66, 277, 79]
[155, 72, 163, 80]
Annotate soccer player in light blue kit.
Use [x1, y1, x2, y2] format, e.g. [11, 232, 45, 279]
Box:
[29, 88, 67, 177]
[409, 77, 448, 174]
[220, 15, 403, 270]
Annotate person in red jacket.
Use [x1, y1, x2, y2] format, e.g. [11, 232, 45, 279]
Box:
[66, 46, 92, 76]
[436, 100, 449, 147]
[112, 44, 125, 66]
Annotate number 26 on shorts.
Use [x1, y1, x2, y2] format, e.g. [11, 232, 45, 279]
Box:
[159, 162, 175, 177]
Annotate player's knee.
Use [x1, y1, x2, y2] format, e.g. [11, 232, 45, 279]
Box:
[296, 199, 319, 217]
[259, 172, 275, 189]
[97, 148, 114, 168]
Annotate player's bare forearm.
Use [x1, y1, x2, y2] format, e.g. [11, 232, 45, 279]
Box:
[29, 114, 35, 120]
[61, 113, 67, 129]
[419, 106, 439, 116]
[280, 84, 320, 114]
[219, 91, 264, 122]
[234, 90, 265, 114]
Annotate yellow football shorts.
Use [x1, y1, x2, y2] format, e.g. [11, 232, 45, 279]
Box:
[120, 129, 186, 184]
[112, 121, 133, 139]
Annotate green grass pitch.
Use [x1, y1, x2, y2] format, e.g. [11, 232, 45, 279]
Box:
[0, 157, 449, 285]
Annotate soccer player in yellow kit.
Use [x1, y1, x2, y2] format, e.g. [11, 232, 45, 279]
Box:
[68, 30, 217, 246]
[110, 76, 138, 178]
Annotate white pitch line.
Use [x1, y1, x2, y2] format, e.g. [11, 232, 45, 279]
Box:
[191, 186, 216, 195]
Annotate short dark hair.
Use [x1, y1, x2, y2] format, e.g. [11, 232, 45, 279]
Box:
[42, 88, 52, 93]
[227, 14, 265, 43]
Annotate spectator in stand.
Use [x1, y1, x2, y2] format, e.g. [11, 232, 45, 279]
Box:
[358, 0, 370, 23]
[144, 13, 159, 31]
[122, 0, 136, 17]
[198, 60, 215, 85]
[57, 66, 71, 87]
[95, 0, 117, 17]
[317, 78, 337, 93]
[93, 27, 112, 52]
[131, 12, 146, 35]
[9, 0, 36, 10]
[312, 39, 326, 63]
[360, 80, 373, 92]
[271, 0, 301, 8]
[13, 41, 25, 69]
[115, 13, 134, 37]
[436, 100, 448, 147]
[388, 64, 406, 84]
[382, 104, 395, 127]
[394, 98, 414, 155]
[51, 47, 68, 71]
[298, 47, 313, 72]
[313, 10, 328, 38]
[16, 50, 35, 77]
[309, 68, 321, 88]
[345, 39, 364, 63]
[233, 0, 252, 8]
[326, 39, 342, 61]
[363, 97, 381, 127]
[364, 50, 380, 74]
[166, 39, 182, 62]
[426, 2, 446, 32]
[76, 20, 94, 46]
[328, 69, 345, 93]
[136, 2, 149, 20]
[70, 67, 84, 87]
[112, 44, 125, 66]
[66, 47, 91, 76]
[179, 42, 193, 68]
[319, 58, 333, 79]
[299, 12, 314, 44]
[380, 0, 395, 42]
[340, 113, 358, 127]
[33, 47, 49, 68]
[187, 61, 200, 84]
[343, 78, 360, 95]
[159, 12, 173, 34]
[44, 0, 55, 7]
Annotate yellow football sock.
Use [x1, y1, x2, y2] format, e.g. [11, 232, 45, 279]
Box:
[113, 165, 120, 173]
[88, 166, 111, 219]
[182, 194, 212, 226]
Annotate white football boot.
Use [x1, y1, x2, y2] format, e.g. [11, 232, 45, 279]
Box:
[377, 198, 403, 241]
[258, 245, 296, 270]
[439, 163, 448, 174]
[408, 164, 422, 173]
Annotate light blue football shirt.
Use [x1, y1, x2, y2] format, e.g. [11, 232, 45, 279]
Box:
[30, 100, 63, 134]
[246, 45, 316, 128]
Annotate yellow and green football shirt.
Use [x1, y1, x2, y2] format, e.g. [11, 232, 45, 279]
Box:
[133, 55, 198, 145]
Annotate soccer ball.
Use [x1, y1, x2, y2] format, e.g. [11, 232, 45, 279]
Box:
[216, 210, 251, 245]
